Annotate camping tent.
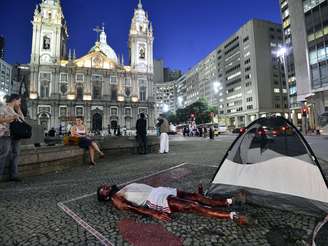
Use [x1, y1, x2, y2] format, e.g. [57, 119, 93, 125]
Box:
[207, 116, 328, 215]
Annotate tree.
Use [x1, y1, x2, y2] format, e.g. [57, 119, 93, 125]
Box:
[162, 111, 178, 124]
[174, 98, 216, 124]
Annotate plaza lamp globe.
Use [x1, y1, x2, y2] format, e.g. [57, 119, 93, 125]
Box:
[162, 104, 169, 113]
[277, 47, 287, 58]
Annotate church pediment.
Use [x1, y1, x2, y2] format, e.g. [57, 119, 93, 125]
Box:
[74, 50, 119, 69]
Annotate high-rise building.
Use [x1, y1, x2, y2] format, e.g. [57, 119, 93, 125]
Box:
[163, 68, 182, 82]
[28, 0, 155, 131]
[178, 19, 287, 127]
[0, 36, 4, 60]
[153, 59, 181, 116]
[279, 0, 328, 129]
[154, 59, 164, 83]
[0, 58, 12, 103]
[153, 81, 176, 116]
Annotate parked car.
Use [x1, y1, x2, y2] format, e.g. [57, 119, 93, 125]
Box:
[168, 123, 177, 135]
[232, 127, 246, 134]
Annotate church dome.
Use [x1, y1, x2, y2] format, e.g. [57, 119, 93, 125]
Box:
[89, 28, 118, 64]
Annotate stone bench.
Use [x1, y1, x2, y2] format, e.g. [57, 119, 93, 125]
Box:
[2, 136, 159, 178]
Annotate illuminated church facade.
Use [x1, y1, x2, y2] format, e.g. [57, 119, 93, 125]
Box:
[28, 0, 155, 131]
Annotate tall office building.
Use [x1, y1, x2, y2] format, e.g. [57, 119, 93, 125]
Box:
[153, 59, 181, 116]
[0, 36, 4, 60]
[153, 81, 176, 116]
[178, 19, 287, 127]
[154, 59, 164, 83]
[0, 58, 12, 103]
[279, 0, 328, 128]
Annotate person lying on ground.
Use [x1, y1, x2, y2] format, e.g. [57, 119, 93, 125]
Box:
[97, 183, 251, 225]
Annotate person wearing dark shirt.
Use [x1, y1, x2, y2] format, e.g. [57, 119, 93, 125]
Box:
[136, 113, 147, 154]
[48, 127, 56, 137]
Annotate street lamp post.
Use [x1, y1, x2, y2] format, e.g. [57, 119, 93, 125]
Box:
[276, 46, 291, 121]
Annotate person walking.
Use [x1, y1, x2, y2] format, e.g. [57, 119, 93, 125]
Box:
[209, 126, 214, 140]
[136, 113, 147, 154]
[0, 94, 25, 182]
[158, 114, 169, 154]
[70, 117, 105, 166]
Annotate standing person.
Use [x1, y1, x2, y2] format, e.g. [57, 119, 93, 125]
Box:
[156, 119, 161, 137]
[0, 94, 24, 182]
[107, 124, 111, 136]
[59, 123, 63, 136]
[203, 127, 208, 138]
[158, 114, 169, 154]
[70, 117, 105, 166]
[122, 125, 127, 136]
[136, 113, 147, 154]
[48, 127, 56, 137]
[116, 125, 121, 136]
[209, 126, 214, 140]
[66, 122, 72, 136]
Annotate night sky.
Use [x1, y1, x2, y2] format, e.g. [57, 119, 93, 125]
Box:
[0, 0, 281, 72]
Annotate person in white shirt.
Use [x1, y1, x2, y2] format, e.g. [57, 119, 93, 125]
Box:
[0, 94, 24, 182]
[97, 182, 250, 225]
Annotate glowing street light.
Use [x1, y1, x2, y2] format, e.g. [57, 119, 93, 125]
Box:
[0, 91, 6, 104]
[162, 104, 169, 113]
[177, 96, 183, 107]
[276, 45, 291, 121]
[276, 46, 287, 58]
[213, 81, 221, 94]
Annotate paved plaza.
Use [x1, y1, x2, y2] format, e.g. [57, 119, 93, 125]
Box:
[0, 136, 328, 245]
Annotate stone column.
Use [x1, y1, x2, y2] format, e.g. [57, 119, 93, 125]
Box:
[234, 116, 239, 128]
[244, 115, 250, 127]
[85, 104, 91, 130]
[292, 110, 298, 126]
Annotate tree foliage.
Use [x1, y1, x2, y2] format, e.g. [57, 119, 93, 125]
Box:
[169, 98, 218, 124]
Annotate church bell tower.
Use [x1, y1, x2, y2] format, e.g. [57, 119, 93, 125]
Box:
[30, 0, 68, 65]
[128, 0, 154, 73]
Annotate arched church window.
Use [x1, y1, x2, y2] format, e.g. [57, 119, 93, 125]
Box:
[139, 47, 145, 59]
[60, 83, 67, 95]
[92, 82, 102, 100]
[43, 35, 51, 50]
[111, 85, 117, 101]
[40, 72, 51, 98]
[60, 73, 68, 96]
[125, 87, 131, 97]
[125, 77, 131, 97]
[139, 86, 146, 102]
[40, 81, 50, 98]
[76, 86, 84, 101]
[139, 79, 147, 102]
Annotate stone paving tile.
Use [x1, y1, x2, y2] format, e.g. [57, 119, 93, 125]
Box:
[0, 139, 327, 245]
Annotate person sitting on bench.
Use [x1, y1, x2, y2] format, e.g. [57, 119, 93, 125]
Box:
[97, 183, 250, 225]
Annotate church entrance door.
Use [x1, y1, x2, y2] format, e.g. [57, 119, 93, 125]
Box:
[111, 120, 118, 129]
[92, 113, 102, 132]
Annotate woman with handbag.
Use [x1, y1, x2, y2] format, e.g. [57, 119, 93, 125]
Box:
[0, 94, 24, 182]
[70, 117, 105, 166]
